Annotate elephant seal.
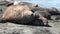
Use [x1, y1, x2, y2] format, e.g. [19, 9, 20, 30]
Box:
[0, 5, 48, 26]
[2, 5, 34, 24]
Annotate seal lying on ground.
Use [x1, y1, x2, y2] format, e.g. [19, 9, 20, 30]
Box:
[0, 5, 48, 26]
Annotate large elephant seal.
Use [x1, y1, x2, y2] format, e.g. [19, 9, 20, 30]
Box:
[2, 5, 34, 24]
[0, 5, 48, 26]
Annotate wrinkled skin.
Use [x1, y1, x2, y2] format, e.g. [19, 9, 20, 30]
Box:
[32, 12, 48, 26]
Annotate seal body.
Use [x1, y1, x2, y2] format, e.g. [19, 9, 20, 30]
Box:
[2, 5, 35, 24]
[1, 5, 48, 25]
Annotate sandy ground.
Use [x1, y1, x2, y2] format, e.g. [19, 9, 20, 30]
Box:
[0, 20, 59, 34]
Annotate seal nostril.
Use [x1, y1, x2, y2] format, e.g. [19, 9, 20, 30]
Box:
[31, 14, 33, 16]
[31, 10, 35, 13]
